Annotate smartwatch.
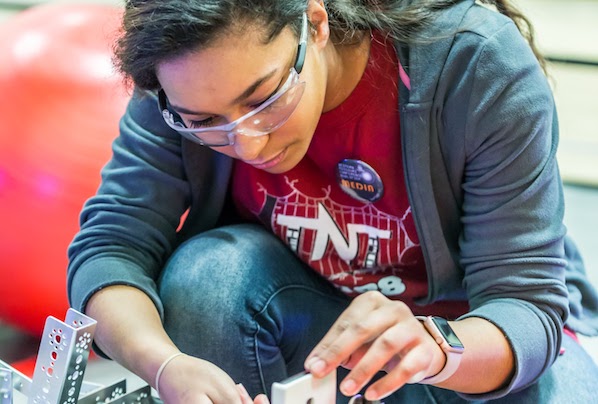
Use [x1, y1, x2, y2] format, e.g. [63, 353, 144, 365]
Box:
[415, 315, 464, 385]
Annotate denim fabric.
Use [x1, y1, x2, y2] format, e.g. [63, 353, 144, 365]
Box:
[158, 224, 598, 403]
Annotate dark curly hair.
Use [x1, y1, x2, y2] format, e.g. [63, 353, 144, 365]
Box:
[114, 0, 545, 91]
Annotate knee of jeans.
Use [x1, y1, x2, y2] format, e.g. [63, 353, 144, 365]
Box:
[159, 224, 281, 313]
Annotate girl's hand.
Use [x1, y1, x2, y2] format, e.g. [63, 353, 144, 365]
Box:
[304, 291, 446, 401]
[157, 354, 268, 403]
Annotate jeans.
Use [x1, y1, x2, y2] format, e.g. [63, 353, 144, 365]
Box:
[158, 224, 598, 403]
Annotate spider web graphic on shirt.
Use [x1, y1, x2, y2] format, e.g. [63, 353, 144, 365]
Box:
[256, 177, 420, 285]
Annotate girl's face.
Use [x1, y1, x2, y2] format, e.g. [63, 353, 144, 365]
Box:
[156, 20, 329, 174]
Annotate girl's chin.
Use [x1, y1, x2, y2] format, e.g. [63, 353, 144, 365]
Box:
[262, 149, 303, 174]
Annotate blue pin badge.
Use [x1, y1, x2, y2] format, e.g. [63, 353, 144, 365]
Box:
[336, 159, 384, 203]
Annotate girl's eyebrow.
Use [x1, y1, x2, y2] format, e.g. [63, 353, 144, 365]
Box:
[231, 69, 278, 105]
[169, 68, 278, 116]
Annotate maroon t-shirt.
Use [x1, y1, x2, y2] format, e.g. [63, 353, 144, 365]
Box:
[233, 32, 468, 318]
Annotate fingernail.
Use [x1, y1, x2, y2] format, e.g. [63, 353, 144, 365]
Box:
[304, 357, 317, 369]
[340, 379, 357, 395]
[306, 358, 326, 374]
[365, 389, 380, 401]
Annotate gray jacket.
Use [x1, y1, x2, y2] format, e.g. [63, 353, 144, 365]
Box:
[68, 0, 598, 399]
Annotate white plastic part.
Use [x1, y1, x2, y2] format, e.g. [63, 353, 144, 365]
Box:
[271, 371, 336, 404]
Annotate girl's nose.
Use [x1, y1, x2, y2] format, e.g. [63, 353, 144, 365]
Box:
[232, 131, 269, 161]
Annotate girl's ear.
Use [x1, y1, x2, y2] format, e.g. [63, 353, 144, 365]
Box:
[306, 0, 330, 49]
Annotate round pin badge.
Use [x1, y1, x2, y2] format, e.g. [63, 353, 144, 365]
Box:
[336, 159, 384, 203]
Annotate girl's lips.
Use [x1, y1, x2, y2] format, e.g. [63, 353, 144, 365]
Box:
[249, 148, 287, 170]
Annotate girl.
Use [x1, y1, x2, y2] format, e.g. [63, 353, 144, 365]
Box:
[67, 0, 598, 402]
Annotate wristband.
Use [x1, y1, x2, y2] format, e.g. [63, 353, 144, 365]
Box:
[155, 352, 185, 396]
[415, 316, 464, 385]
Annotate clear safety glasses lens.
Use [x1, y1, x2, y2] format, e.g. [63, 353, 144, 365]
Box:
[162, 70, 305, 147]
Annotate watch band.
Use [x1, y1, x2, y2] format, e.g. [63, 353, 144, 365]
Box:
[415, 316, 464, 385]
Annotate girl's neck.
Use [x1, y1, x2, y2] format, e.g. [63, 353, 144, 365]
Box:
[322, 32, 372, 112]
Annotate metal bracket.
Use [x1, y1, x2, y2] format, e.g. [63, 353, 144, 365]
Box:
[0, 309, 157, 403]
[0, 358, 32, 399]
[1, 367, 12, 404]
[100, 385, 152, 404]
[77, 379, 127, 404]
[28, 308, 97, 404]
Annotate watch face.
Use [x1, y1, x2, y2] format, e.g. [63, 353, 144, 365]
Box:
[431, 317, 464, 350]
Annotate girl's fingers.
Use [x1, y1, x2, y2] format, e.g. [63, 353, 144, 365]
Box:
[306, 292, 411, 376]
[339, 322, 419, 396]
[364, 345, 435, 401]
[236, 384, 253, 404]
[253, 394, 271, 404]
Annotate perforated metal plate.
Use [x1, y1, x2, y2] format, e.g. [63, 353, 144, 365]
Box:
[0, 359, 31, 398]
[1, 367, 12, 404]
[28, 309, 97, 404]
[77, 379, 127, 404]
[103, 385, 152, 404]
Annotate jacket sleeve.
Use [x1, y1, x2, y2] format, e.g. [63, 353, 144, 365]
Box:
[449, 18, 569, 398]
[67, 89, 191, 320]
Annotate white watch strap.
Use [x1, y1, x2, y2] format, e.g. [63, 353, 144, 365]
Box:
[418, 349, 461, 384]
[415, 316, 463, 385]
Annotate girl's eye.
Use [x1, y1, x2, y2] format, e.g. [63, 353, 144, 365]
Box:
[248, 84, 281, 110]
[187, 117, 216, 128]
[248, 93, 284, 115]
[249, 100, 267, 110]
[249, 95, 273, 110]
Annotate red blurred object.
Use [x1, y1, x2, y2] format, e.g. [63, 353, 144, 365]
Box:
[0, 3, 129, 336]
[10, 355, 37, 378]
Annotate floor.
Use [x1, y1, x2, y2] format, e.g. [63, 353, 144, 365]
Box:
[1, 0, 597, 397]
